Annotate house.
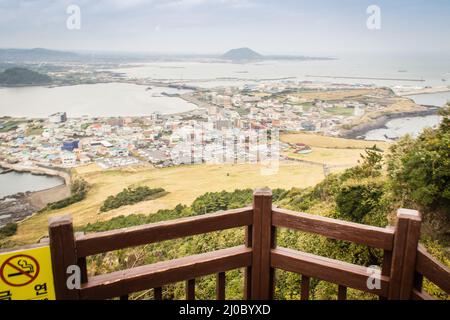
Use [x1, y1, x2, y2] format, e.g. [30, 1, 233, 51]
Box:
[61, 140, 79, 152]
[61, 152, 77, 167]
[293, 143, 313, 155]
[49, 112, 67, 124]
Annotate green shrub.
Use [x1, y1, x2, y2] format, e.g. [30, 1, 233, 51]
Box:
[42, 179, 89, 211]
[0, 223, 18, 239]
[335, 179, 385, 224]
[100, 186, 166, 213]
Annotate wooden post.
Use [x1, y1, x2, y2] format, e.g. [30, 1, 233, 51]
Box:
[48, 215, 79, 300]
[251, 188, 273, 300]
[388, 209, 422, 300]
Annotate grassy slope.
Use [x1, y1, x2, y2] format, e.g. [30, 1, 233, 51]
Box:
[9, 162, 325, 244]
[281, 132, 391, 150]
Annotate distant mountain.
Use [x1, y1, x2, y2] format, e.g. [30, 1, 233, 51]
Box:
[0, 48, 79, 62]
[220, 47, 334, 62]
[221, 48, 263, 61]
[0, 67, 52, 86]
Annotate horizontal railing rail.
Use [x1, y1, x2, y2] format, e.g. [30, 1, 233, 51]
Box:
[80, 246, 252, 300]
[75, 207, 253, 257]
[271, 247, 390, 297]
[412, 244, 450, 300]
[272, 207, 395, 250]
[43, 189, 450, 300]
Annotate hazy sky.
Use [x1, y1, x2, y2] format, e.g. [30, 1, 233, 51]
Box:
[1, 0, 450, 55]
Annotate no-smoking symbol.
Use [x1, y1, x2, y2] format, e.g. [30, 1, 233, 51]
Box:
[0, 254, 40, 287]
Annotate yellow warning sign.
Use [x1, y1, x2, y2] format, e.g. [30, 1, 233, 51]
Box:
[0, 245, 56, 300]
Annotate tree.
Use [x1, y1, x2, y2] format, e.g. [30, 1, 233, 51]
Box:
[387, 106, 450, 213]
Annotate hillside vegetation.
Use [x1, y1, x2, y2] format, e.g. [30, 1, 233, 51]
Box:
[100, 186, 166, 213]
[0, 67, 52, 86]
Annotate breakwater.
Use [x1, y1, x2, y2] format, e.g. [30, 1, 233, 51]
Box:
[340, 107, 439, 139]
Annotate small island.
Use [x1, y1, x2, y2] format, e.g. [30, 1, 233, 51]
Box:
[0, 67, 52, 86]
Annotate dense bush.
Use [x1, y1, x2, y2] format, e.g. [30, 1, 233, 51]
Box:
[335, 178, 385, 224]
[42, 179, 89, 211]
[0, 223, 18, 239]
[191, 188, 286, 214]
[100, 186, 166, 213]
[387, 106, 450, 213]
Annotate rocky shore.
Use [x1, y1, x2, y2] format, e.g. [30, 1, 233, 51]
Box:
[0, 192, 37, 227]
[340, 107, 439, 139]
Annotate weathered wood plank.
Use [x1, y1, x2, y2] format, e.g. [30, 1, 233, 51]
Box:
[416, 245, 450, 294]
[271, 247, 389, 297]
[272, 208, 394, 250]
[412, 289, 435, 300]
[80, 246, 252, 300]
[76, 207, 252, 257]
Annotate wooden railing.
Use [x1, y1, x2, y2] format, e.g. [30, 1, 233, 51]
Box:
[47, 189, 450, 300]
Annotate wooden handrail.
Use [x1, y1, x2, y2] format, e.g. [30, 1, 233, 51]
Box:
[76, 207, 253, 257]
[79, 246, 252, 300]
[272, 208, 395, 250]
[271, 247, 390, 297]
[415, 245, 450, 294]
[412, 289, 435, 300]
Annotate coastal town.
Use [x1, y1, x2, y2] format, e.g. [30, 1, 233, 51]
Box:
[0, 80, 433, 171]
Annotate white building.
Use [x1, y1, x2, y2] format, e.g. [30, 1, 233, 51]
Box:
[49, 112, 67, 124]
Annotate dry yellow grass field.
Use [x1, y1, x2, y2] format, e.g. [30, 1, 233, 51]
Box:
[293, 88, 388, 101]
[9, 162, 325, 245]
[286, 148, 367, 166]
[281, 133, 391, 150]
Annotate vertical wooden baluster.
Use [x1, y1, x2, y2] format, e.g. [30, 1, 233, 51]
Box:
[414, 272, 424, 295]
[379, 249, 392, 300]
[154, 287, 163, 300]
[244, 225, 252, 300]
[186, 279, 195, 300]
[77, 257, 88, 284]
[216, 272, 226, 300]
[48, 215, 80, 300]
[300, 275, 310, 301]
[338, 285, 347, 300]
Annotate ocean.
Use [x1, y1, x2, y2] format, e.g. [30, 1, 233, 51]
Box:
[0, 171, 63, 198]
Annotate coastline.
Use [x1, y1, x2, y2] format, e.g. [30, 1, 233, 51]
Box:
[0, 163, 71, 227]
[340, 106, 439, 139]
[0, 162, 71, 186]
